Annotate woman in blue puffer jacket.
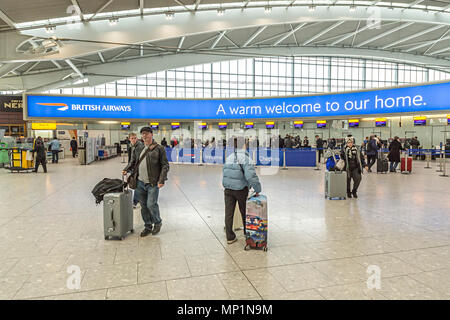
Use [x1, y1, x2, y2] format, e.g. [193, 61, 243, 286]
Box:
[222, 137, 261, 244]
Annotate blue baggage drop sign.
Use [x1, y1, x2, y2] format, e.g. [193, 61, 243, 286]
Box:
[25, 81, 450, 120]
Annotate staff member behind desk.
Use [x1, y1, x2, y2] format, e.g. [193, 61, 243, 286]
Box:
[123, 127, 169, 237]
[32, 136, 47, 173]
[70, 137, 78, 158]
[340, 138, 368, 199]
[49, 138, 60, 163]
[222, 138, 261, 245]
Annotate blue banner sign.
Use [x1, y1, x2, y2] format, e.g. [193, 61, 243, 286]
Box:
[25, 81, 450, 120]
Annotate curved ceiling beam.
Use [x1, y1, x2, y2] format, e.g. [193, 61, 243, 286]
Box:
[2, 5, 448, 62]
[2, 46, 449, 91]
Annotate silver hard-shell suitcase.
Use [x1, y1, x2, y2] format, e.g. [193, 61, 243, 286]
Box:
[103, 180, 134, 240]
[325, 170, 347, 200]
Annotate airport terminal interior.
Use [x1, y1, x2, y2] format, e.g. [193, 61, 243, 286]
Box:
[0, 0, 450, 301]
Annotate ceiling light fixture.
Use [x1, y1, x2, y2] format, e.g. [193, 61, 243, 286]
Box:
[45, 25, 56, 34]
[308, 5, 316, 12]
[349, 1, 356, 12]
[165, 11, 174, 20]
[217, 8, 224, 16]
[265, 6, 272, 13]
[108, 17, 118, 26]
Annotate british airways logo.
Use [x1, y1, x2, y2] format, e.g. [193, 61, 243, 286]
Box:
[36, 102, 132, 112]
[37, 103, 69, 111]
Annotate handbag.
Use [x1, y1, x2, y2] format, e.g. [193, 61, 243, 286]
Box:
[333, 153, 345, 171]
[126, 144, 156, 189]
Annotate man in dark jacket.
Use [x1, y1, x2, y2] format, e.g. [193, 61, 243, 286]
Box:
[32, 137, 47, 173]
[70, 137, 78, 158]
[340, 138, 368, 198]
[123, 127, 169, 237]
[125, 133, 143, 207]
[315, 135, 324, 163]
[388, 136, 403, 172]
[365, 135, 378, 172]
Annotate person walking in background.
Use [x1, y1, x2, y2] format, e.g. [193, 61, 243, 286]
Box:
[123, 127, 169, 237]
[388, 136, 403, 173]
[340, 137, 368, 198]
[365, 135, 378, 172]
[124, 132, 143, 208]
[161, 137, 168, 147]
[70, 137, 78, 158]
[315, 135, 324, 163]
[222, 137, 261, 244]
[32, 136, 47, 173]
[49, 137, 60, 163]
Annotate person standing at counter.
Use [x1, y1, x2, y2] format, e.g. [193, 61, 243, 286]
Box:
[315, 135, 324, 163]
[32, 137, 47, 173]
[49, 138, 60, 164]
[388, 136, 403, 173]
[70, 137, 78, 158]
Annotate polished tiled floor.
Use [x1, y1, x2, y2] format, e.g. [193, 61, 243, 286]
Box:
[0, 156, 449, 300]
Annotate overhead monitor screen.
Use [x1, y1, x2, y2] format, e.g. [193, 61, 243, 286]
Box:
[171, 122, 180, 130]
[244, 122, 254, 129]
[349, 119, 359, 127]
[218, 122, 227, 129]
[375, 118, 386, 127]
[266, 121, 274, 129]
[294, 121, 303, 128]
[317, 120, 326, 128]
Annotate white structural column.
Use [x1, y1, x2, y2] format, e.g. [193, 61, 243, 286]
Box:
[177, 36, 185, 52]
[382, 25, 444, 49]
[51, 60, 62, 69]
[210, 31, 227, 49]
[242, 26, 268, 47]
[98, 52, 106, 63]
[64, 59, 84, 77]
[330, 21, 397, 46]
[70, 0, 84, 21]
[303, 21, 345, 46]
[273, 23, 307, 46]
[355, 22, 415, 48]
[0, 8, 15, 29]
[405, 34, 450, 52]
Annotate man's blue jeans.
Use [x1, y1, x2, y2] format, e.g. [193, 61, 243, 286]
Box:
[136, 180, 162, 229]
[390, 161, 399, 172]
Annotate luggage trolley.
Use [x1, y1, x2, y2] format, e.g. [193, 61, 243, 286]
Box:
[5, 147, 34, 173]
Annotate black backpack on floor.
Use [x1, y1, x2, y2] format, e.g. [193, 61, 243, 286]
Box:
[91, 178, 126, 204]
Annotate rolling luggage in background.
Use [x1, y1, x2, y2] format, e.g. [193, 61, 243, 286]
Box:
[245, 194, 268, 251]
[377, 150, 388, 174]
[377, 159, 389, 173]
[324, 170, 347, 200]
[103, 178, 134, 240]
[401, 152, 412, 174]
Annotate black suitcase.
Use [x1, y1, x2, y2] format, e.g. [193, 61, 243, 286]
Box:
[377, 159, 388, 173]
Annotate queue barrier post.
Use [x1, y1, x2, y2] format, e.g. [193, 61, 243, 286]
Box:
[314, 148, 320, 171]
[440, 146, 448, 177]
[198, 148, 203, 166]
[281, 148, 288, 170]
[424, 150, 432, 169]
[436, 148, 443, 173]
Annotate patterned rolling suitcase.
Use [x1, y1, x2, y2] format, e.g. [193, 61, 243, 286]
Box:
[244, 194, 268, 252]
[103, 179, 134, 240]
[324, 170, 347, 200]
